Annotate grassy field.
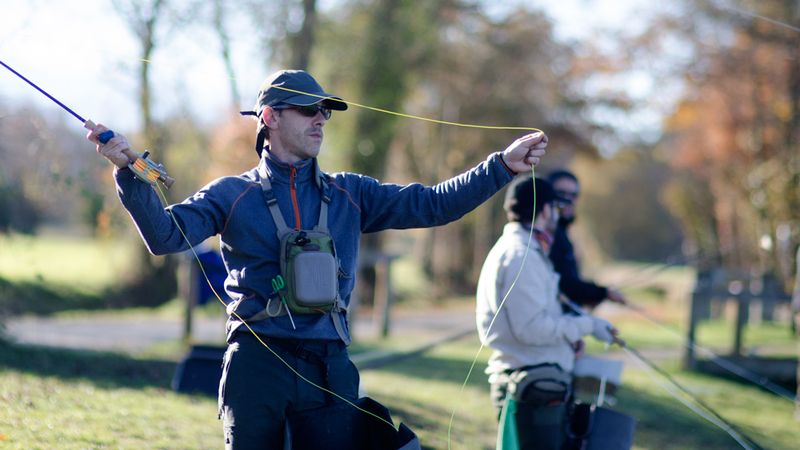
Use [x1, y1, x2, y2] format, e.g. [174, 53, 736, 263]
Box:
[0, 342, 219, 449]
[362, 336, 800, 450]
[2, 334, 796, 449]
[0, 233, 133, 290]
[0, 233, 135, 315]
[1, 233, 798, 449]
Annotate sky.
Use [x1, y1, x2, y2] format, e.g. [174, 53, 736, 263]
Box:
[0, 0, 267, 133]
[0, 0, 651, 137]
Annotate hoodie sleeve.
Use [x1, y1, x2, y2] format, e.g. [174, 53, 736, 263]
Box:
[498, 247, 594, 346]
[115, 168, 227, 255]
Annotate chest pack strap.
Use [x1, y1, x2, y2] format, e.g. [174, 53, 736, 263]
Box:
[257, 160, 330, 235]
[255, 159, 350, 345]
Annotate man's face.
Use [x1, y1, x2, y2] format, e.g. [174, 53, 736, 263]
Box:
[552, 177, 580, 225]
[269, 104, 329, 162]
[542, 202, 560, 234]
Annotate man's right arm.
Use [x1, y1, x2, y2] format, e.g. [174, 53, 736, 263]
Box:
[500, 252, 594, 346]
[114, 168, 225, 255]
[551, 227, 617, 306]
[88, 125, 223, 255]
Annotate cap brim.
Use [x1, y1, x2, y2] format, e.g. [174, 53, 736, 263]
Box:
[283, 93, 348, 111]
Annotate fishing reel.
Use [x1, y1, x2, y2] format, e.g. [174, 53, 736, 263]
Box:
[128, 150, 175, 188]
[86, 120, 175, 189]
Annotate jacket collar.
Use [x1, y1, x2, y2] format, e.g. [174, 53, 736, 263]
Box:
[259, 147, 315, 186]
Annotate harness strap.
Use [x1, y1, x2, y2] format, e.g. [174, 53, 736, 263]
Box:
[256, 157, 349, 342]
[331, 308, 351, 345]
[258, 159, 331, 235]
[233, 297, 350, 345]
[258, 164, 292, 236]
[314, 161, 331, 233]
[230, 294, 350, 344]
[227, 293, 289, 322]
[246, 299, 288, 322]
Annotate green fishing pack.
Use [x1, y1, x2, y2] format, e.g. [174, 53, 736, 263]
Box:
[259, 161, 344, 316]
[279, 229, 339, 314]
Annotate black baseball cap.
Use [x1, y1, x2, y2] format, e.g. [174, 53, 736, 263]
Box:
[253, 70, 347, 114]
[241, 70, 348, 157]
[504, 177, 569, 222]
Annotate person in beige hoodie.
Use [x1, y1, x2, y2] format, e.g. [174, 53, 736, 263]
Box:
[476, 176, 618, 450]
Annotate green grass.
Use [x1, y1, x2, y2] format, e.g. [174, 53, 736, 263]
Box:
[0, 331, 797, 449]
[0, 233, 136, 316]
[362, 335, 799, 450]
[0, 233, 133, 291]
[357, 338, 498, 450]
[0, 341, 219, 449]
[618, 359, 799, 450]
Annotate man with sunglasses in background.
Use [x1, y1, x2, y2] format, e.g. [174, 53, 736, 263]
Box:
[547, 170, 627, 308]
[87, 69, 548, 449]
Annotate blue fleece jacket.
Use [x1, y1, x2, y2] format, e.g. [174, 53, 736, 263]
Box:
[115, 150, 514, 343]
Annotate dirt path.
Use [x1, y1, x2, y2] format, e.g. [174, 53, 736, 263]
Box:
[5, 304, 478, 354]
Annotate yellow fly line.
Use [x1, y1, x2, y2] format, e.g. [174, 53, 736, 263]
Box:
[267, 84, 544, 134]
[155, 84, 546, 439]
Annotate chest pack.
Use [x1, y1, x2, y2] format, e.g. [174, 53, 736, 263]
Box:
[259, 162, 341, 315]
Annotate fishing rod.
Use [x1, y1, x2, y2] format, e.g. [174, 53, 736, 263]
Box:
[0, 59, 174, 188]
[560, 297, 765, 450]
[622, 302, 797, 404]
[621, 344, 763, 450]
[585, 240, 795, 402]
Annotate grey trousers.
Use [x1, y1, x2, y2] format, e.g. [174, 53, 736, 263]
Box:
[218, 332, 359, 450]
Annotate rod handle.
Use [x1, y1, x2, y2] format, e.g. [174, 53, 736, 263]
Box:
[83, 119, 113, 143]
[85, 120, 175, 189]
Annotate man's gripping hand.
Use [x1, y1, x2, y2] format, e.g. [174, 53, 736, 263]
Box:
[86, 123, 133, 169]
[501, 132, 548, 173]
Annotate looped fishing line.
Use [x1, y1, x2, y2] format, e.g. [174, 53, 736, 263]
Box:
[622, 345, 762, 450]
[561, 290, 766, 449]
[446, 167, 537, 449]
[267, 84, 544, 132]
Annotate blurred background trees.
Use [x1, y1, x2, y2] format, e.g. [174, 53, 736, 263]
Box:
[1, 0, 797, 307]
[640, 0, 800, 290]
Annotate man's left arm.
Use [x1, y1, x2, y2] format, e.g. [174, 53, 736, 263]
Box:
[359, 132, 547, 232]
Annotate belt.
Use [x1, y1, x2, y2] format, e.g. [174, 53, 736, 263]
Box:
[236, 332, 346, 360]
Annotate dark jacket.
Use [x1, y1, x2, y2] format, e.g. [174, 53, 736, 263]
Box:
[549, 224, 608, 306]
[114, 150, 514, 343]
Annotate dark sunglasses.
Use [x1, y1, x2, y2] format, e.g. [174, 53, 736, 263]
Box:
[554, 200, 572, 210]
[274, 104, 332, 120]
[555, 189, 579, 200]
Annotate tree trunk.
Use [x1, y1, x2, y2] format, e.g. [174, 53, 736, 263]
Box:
[213, 0, 240, 107]
[113, 0, 178, 306]
[288, 0, 317, 70]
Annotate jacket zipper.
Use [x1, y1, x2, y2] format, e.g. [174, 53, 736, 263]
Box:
[289, 166, 302, 230]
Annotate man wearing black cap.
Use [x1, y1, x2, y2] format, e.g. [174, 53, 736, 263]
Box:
[87, 69, 548, 449]
[476, 176, 618, 450]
